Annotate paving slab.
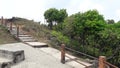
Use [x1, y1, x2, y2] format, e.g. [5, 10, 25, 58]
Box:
[25, 42, 48, 48]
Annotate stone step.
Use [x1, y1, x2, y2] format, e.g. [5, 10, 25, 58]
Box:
[24, 42, 48, 48]
[18, 35, 31, 37]
[0, 48, 25, 64]
[19, 37, 33, 39]
[0, 57, 11, 68]
[20, 38, 37, 42]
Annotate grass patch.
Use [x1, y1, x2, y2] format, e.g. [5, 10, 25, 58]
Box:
[0, 25, 19, 44]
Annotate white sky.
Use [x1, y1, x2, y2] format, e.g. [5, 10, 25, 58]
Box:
[0, 0, 120, 23]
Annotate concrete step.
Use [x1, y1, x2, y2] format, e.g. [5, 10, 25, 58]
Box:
[18, 35, 31, 37]
[20, 38, 37, 42]
[0, 48, 25, 64]
[19, 37, 33, 39]
[0, 57, 11, 68]
[24, 42, 48, 48]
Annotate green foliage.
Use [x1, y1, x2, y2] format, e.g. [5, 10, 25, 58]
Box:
[58, 9, 120, 66]
[106, 19, 115, 24]
[51, 31, 70, 44]
[44, 8, 59, 22]
[44, 8, 68, 29]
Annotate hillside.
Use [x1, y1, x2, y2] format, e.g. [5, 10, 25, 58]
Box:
[7, 17, 119, 67]
[9, 17, 50, 43]
[0, 25, 18, 44]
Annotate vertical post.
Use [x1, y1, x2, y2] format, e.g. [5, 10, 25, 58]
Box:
[4, 19, 7, 27]
[99, 56, 106, 68]
[61, 44, 65, 64]
[1, 16, 3, 25]
[17, 25, 19, 38]
[10, 22, 12, 31]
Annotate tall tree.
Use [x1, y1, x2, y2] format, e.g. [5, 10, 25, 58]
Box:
[58, 9, 68, 23]
[44, 8, 68, 30]
[44, 8, 59, 29]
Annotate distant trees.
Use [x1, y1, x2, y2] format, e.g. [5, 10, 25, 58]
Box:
[107, 19, 115, 24]
[44, 8, 68, 29]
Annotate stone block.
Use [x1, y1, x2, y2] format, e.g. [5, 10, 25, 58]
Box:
[0, 49, 25, 64]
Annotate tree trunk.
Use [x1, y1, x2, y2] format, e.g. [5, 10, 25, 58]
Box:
[49, 22, 53, 30]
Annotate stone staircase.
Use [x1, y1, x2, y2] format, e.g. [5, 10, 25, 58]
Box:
[7, 25, 48, 48]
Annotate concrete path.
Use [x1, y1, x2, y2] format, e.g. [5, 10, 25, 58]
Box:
[0, 43, 92, 68]
[0, 43, 72, 68]
[37, 47, 92, 68]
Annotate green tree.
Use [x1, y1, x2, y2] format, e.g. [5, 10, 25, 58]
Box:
[58, 9, 68, 23]
[63, 10, 106, 53]
[106, 19, 115, 24]
[44, 8, 68, 30]
[44, 8, 59, 29]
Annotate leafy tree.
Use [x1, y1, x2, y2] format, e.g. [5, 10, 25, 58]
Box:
[44, 8, 68, 30]
[63, 10, 106, 53]
[58, 9, 68, 23]
[106, 19, 115, 24]
[44, 8, 59, 29]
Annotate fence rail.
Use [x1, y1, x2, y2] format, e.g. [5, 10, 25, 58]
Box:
[104, 61, 118, 68]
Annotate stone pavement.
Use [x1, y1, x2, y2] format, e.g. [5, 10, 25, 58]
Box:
[0, 43, 92, 68]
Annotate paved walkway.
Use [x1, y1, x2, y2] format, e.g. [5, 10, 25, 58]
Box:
[0, 43, 91, 68]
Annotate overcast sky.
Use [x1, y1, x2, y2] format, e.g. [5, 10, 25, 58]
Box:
[0, 0, 120, 23]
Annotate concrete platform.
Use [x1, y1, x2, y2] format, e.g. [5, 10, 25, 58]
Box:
[25, 42, 48, 48]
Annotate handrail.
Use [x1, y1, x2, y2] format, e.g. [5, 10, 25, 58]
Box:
[104, 61, 118, 68]
[65, 46, 98, 60]
[65, 55, 88, 67]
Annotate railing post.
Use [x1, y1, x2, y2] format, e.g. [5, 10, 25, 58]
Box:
[17, 25, 19, 38]
[1, 16, 3, 25]
[4, 19, 7, 27]
[10, 22, 12, 31]
[61, 44, 65, 64]
[99, 56, 106, 68]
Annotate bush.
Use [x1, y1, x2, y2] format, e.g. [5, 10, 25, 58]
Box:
[51, 31, 70, 45]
